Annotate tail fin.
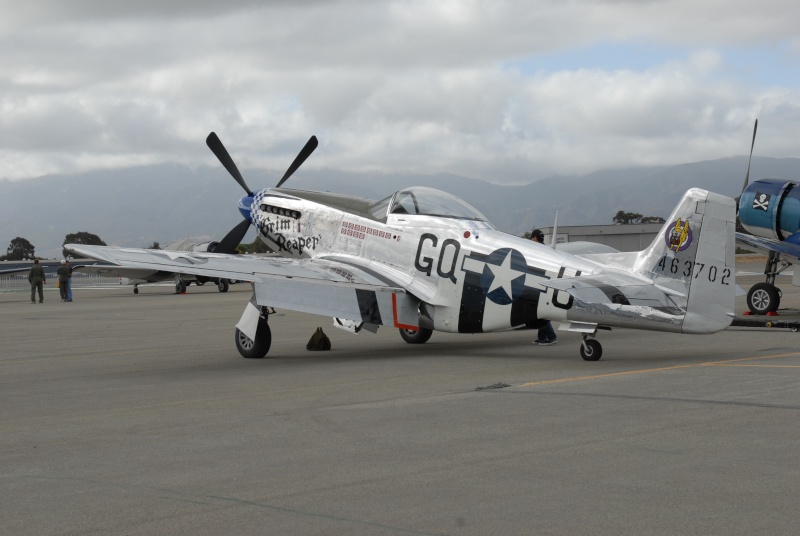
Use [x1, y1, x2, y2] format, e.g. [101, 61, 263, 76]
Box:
[636, 188, 736, 333]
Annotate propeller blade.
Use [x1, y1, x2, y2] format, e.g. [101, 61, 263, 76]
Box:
[206, 132, 253, 196]
[215, 219, 252, 254]
[741, 118, 758, 194]
[275, 136, 318, 189]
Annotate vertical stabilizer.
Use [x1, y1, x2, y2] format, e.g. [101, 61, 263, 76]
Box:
[635, 188, 736, 333]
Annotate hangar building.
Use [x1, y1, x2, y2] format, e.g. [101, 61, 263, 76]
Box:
[536, 223, 664, 252]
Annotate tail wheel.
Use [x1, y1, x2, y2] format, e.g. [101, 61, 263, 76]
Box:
[235, 318, 272, 358]
[747, 283, 780, 315]
[399, 327, 433, 344]
[217, 279, 230, 293]
[580, 339, 602, 361]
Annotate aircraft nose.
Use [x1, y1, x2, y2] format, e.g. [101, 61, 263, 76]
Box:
[238, 195, 254, 222]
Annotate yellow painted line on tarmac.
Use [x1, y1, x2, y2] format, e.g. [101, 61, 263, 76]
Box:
[518, 351, 800, 388]
[707, 364, 800, 369]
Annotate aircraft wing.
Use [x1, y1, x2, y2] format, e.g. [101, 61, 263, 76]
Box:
[65, 244, 421, 328]
[0, 267, 30, 277]
[735, 232, 800, 261]
[74, 263, 167, 281]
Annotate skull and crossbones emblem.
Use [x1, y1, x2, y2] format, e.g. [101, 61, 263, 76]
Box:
[752, 192, 770, 211]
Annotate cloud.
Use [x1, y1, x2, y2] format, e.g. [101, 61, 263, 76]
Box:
[1, 0, 799, 183]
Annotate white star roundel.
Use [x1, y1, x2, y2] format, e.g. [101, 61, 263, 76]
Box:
[479, 248, 528, 305]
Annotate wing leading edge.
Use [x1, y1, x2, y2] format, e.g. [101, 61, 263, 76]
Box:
[65, 244, 421, 329]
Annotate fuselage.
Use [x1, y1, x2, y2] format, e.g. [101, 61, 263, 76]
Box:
[230, 185, 733, 336]
[239, 185, 610, 333]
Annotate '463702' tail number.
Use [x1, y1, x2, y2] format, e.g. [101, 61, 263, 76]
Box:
[656, 256, 731, 284]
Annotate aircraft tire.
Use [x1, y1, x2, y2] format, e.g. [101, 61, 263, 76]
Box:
[176, 281, 187, 293]
[747, 283, 780, 315]
[580, 339, 602, 361]
[196, 280, 205, 286]
[235, 319, 272, 358]
[133, 287, 139, 294]
[399, 327, 433, 344]
[218, 279, 230, 293]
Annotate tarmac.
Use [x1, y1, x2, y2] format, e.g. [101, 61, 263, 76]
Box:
[2, 259, 799, 535]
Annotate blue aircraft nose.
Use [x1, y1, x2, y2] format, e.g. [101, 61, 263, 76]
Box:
[238, 195, 254, 222]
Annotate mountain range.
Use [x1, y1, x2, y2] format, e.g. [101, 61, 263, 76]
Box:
[2, 156, 798, 258]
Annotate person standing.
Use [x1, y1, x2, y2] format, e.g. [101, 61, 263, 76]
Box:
[65, 260, 74, 302]
[529, 229, 557, 345]
[57, 260, 70, 302]
[28, 259, 46, 304]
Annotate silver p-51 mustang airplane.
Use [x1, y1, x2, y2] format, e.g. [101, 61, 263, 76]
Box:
[67, 133, 737, 361]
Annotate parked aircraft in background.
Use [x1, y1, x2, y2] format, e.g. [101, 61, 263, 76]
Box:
[76, 237, 241, 294]
[734, 120, 800, 315]
[68, 132, 737, 361]
[0, 267, 30, 278]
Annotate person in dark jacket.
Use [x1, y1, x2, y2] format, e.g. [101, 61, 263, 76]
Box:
[57, 260, 70, 302]
[28, 259, 46, 304]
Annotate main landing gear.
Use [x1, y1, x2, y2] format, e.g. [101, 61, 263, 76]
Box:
[746, 252, 787, 315]
[217, 278, 229, 293]
[399, 327, 433, 344]
[575, 325, 609, 361]
[234, 307, 273, 358]
[580, 336, 602, 361]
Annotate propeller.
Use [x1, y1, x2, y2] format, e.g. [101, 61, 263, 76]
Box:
[740, 118, 758, 196]
[206, 132, 253, 196]
[275, 135, 318, 189]
[206, 132, 319, 253]
[214, 219, 252, 254]
[734, 118, 758, 220]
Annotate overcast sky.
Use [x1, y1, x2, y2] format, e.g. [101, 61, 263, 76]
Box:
[2, 0, 799, 184]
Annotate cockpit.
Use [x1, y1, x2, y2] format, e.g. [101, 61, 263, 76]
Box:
[368, 186, 489, 222]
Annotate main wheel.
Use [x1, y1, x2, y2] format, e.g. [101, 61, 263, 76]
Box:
[217, 279, 230, 293]
[176, 281, 187, 293]
[399, 327, 433, 344]
[747, 283, 780, 315]
[235, 318, 272, 358]
[580, 339, 602, 361]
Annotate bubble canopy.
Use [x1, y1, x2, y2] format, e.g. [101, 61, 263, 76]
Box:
[369, 187, 488, 221]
